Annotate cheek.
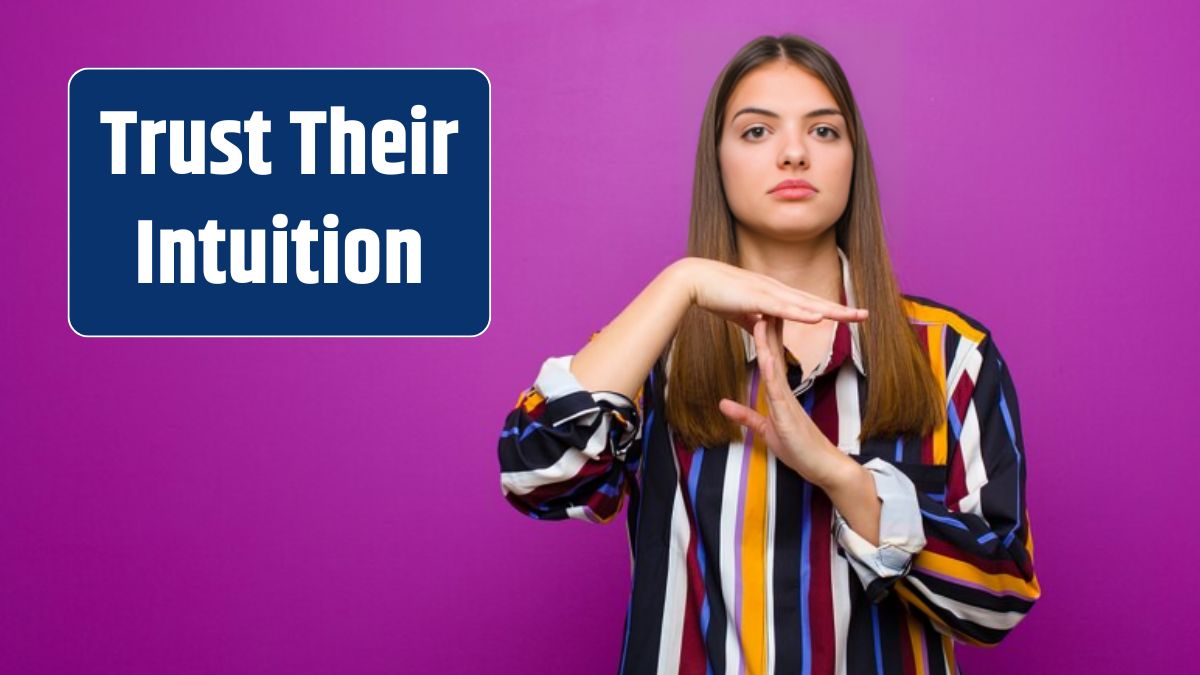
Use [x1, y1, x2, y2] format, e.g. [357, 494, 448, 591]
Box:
[718, 147, 758, 203]
[831, 150, 855, 188]
[812, 149, 853, 198]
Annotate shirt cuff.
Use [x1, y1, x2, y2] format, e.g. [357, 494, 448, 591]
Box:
[832, 458, 927, 602]
[535, 355, 638, 408]
[534, 355, 586, 401]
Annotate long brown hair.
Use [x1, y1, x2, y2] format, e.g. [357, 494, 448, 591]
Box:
[664, 34, 946, 450]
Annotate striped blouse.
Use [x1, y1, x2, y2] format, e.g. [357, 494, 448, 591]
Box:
[497, 247, 1041, 675]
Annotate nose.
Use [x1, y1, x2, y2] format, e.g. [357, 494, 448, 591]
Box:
[778, 126, 808, 168]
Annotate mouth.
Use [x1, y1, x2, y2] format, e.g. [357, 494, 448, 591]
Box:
[769, 179, 817, 200]
[769, 186, 817, 200]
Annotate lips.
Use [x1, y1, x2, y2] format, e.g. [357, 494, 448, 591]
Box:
[770, 179, 816, 193]
[771, 187, 816, 199]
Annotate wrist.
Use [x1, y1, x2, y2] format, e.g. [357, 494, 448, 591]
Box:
[662, 257, 698, 306]
[816, 444, 865, 495]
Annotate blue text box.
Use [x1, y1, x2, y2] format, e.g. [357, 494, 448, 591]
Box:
[68, 68, 490, 336]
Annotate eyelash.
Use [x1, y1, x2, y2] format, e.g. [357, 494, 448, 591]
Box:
[741, 124, 841, 141]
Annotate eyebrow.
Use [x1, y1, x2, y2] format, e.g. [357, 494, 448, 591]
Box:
[731, 106, 844, 122]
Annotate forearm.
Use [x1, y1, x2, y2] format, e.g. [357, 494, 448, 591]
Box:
[820, 450, 882, 547]
[569, 259, 695, 401]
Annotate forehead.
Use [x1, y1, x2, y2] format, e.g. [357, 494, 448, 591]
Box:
[725, 62, 837, 116]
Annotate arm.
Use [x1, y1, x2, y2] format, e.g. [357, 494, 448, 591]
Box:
[828, 335, 1041, 647]
[496, 261, 695, 523]
[568, 259, 696, 400]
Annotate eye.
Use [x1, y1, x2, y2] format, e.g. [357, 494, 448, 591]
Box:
[741, 125, 768, 140]
[813, 125, 841, 140]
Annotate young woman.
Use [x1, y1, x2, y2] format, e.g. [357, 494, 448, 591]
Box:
[498, 34, 1040, 675]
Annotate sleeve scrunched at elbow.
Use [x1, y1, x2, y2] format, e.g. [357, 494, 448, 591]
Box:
[498, 354, 643, 524]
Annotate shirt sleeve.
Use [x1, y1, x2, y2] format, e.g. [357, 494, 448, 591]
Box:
[891, 334, 1041, 647]
[497, 332, 646, 524]
[832, 458, 927, 602]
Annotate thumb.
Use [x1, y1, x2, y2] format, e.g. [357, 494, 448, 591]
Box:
[719, 398, 768, 435]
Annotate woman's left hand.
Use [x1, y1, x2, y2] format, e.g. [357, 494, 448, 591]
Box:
[717, 314, 853, 490]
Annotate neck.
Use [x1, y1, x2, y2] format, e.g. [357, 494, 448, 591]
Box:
[734, 225, 842, 303]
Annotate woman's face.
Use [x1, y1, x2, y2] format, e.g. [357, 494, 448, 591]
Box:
[718, 61, 854, 244]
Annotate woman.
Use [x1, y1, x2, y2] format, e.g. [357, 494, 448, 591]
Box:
[498, 34, 1040, 675]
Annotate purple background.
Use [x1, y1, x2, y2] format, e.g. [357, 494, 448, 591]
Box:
[2, 1, 1194, 673]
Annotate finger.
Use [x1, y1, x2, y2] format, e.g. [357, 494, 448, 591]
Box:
[753, 316, 769, 368]
[753, 316, 772, 370]
[787, 292, 869, 322]
[767, 315, 785, 370]
[807, 297, 869, 322]
[764, 291, 859, 325]
[737, 312, 764, 334]
[718, 398, 780, 448]
[755, 316, 790, 406]
[771, 312, 784, 357]
[718, 397, 761, 428]
[760, 316, 808, 432]
[767, 284, 868, 322]
[762, 293, 825, 324]
[768, 315, 790, 396]
[753, 317, 780, 395]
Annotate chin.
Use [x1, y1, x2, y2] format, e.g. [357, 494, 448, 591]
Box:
[759, 220, 829, 242]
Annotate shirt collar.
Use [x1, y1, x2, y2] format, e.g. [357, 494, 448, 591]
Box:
[741, 246, 867, 378]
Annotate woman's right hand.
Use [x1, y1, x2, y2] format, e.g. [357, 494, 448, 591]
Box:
[670, 257, 869, 334]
